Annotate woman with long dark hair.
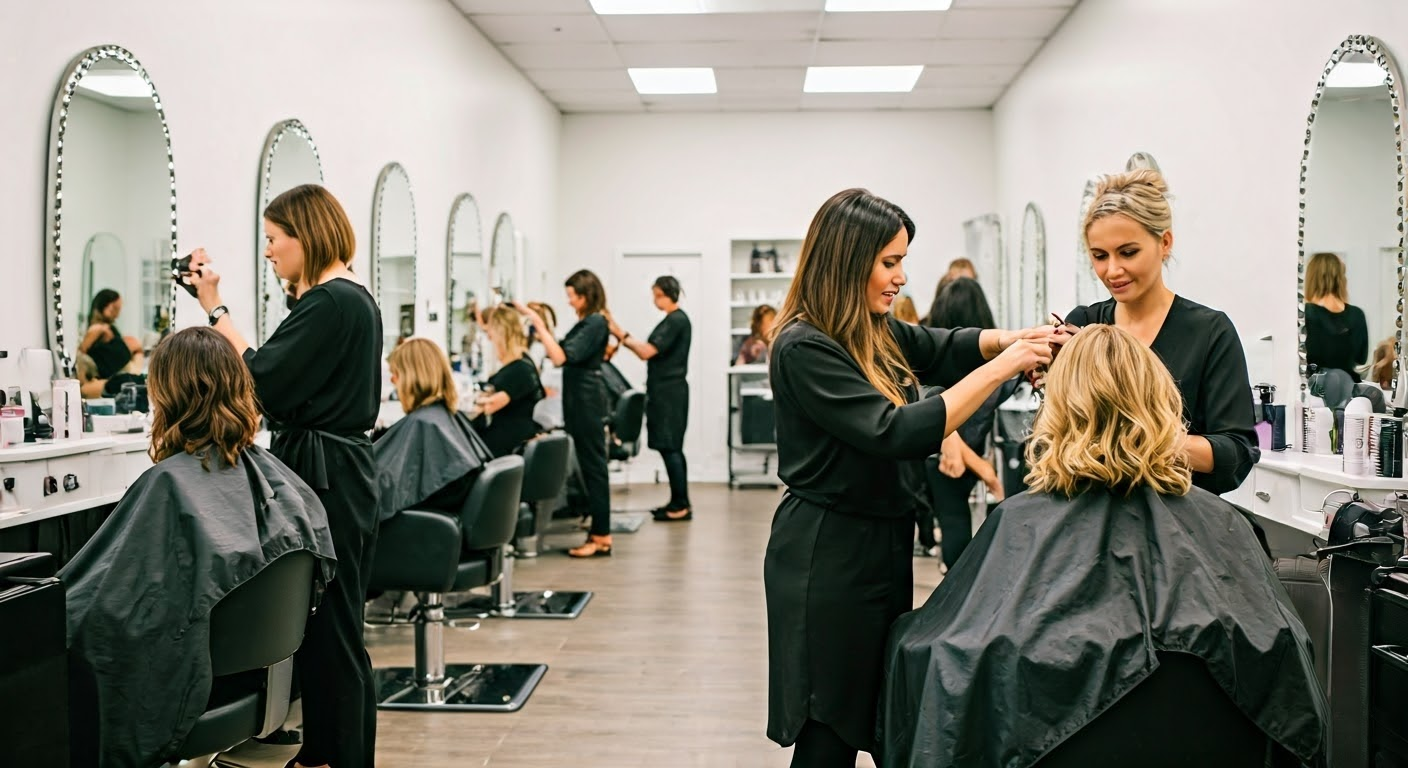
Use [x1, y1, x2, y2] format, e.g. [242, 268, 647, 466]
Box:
[765, 188, 1060, 766]
[608, 275, 694, 521]
[79, 289, 141, 379]
[516, 269, 615, 558]
[924, 277, 1017, 570]
[187, 183, 382, 767]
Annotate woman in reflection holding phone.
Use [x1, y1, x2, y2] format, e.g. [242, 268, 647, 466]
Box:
[186, 183, 381, 767]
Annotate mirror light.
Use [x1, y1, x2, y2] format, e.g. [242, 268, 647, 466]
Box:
[76, 72, 153, 99]
[804, 65, 924, 93]
[825, 0, 952, 11]
[590, 0, 704, 13]
[628, 67, 718, 94]
[1326, 61, 1390, 88]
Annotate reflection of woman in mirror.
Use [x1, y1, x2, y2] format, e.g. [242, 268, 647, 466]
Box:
[514, 271, 614, 558]
[922, 258, 977, 323]
[1369, 336, 1396, 391]
[79, 289, 143, 379]
[186, 183, 381, 767]
[1065, 170, 1259, 495]
[1304, 251, 1369, 382]
[472, 305, 546, 457]
[736, 304, 776, 365]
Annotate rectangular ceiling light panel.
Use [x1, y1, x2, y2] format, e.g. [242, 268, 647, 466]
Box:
[628, 67, 719, 94]
[590, 0, 705, 13]
[825, 0, 952, 11]
[803, 65, 924, 93]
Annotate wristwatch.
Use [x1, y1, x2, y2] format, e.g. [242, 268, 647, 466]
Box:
[208, 305, 229, 326]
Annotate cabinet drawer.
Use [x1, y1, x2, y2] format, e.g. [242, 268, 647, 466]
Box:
[42, 454, 98, 510]
[0, 459, 47, 514]
[1252, 469, 1301, 528]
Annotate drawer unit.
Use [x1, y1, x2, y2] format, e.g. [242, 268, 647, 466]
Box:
[1251, 467, 1302, 530]
[44, 453, 98, 511]
[0, 459, 48, 515]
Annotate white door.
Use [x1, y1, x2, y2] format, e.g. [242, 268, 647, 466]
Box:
[611, 251, 704, 485]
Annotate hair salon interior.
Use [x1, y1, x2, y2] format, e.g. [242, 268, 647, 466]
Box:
[10, 0, 1408, 765]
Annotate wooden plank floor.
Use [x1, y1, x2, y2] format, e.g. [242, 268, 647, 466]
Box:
[225, 484, 944, 767]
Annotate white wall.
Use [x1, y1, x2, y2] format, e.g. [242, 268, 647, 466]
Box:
[559, 111, 996, 482]
[994, 0, 1408, 400]
[0, 0, 559, 361]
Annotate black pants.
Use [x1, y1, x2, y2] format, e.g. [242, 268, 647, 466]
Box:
[927, 466, 979, 570]
[295, 461, 379, 766]
[791, 719, 859, 768]
[659, 448, 690, 510]
[565, 386, 611, 537]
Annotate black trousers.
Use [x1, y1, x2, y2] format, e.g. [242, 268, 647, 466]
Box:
[927, 466, 979, 570]
[294, 452, 379, 767]
[564, 386, 611, 537]
[659, 448, 690, 509]
[791, 719, 859, 768]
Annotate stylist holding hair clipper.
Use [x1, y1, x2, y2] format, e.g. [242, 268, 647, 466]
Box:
[185, 183, 382, 768]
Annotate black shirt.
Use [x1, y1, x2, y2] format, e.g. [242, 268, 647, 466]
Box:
[473, 356, 545, 457]
[1068, 295, 1260, 495]
[88, 324, 133, 380]
[1304, 303, 1369, 383]
[647, 309, 691, 384]
[770, 318, 986, 517]
[561, 314, 610, 373]
[243, 278, 382, 434]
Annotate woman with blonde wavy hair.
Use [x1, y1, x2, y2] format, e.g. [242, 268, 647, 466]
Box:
[763, 188, 1063, 766]
[61, 328, 336, 766]
[471, 305, 546, 458]
[1063, 169, 1259, 495]
[880, 324, 1327, 768]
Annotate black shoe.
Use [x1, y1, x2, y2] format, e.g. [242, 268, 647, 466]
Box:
[655, 508, 693, 522]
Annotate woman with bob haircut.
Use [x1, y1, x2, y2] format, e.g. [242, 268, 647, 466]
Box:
[188, 183, 383, 767]
[764, 188, 1062, 766]
[880, 325, 1327, 768]
[62, 327, 336, 767]
[374, 337, 494, 523]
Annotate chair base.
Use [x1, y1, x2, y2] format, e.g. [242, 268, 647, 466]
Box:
[445, 590, 593, 620]
[374, 663, 548, 712]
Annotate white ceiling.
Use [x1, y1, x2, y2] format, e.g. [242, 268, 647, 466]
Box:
[451, 0, 1078, 113]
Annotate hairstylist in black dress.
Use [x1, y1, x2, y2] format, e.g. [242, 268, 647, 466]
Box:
[78, 289, 139, 379]
[187, 183, 381, 767]
[766, 188, 1059, 767]
[607, 276, 693, 521]
[1064, 170, 1259, 495]
[515, 269, 614, 559]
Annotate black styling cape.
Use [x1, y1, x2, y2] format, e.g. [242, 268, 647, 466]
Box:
[879, 485, 1327, 768]
[373, 402, 494, 523]
[60, 447, 336, 767]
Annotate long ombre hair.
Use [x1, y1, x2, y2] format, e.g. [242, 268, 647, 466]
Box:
[1025, 325, 1191, 497]
[388, 338, 459, 415]
[147, 327, 261, 469]
[773, 189, 915, 406]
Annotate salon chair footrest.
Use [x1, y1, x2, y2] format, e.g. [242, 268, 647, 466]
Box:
[443, 590, 593, 620]
[374, 663, 548, 712]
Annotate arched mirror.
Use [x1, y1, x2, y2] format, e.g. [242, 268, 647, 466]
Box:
[1019, 203, 1047, 327]
[1126, 151, 1162, 173]
[256, 119, 324, 345]
[45, 45, 176, 380]
[1074, 178, 1105, 306]
[1300, 34, 1406, 399]
[370, 163, 417, 351]
[446, 194, 485, 372]
[961, 213, 1004, 323]
[490, 212, 517, 304]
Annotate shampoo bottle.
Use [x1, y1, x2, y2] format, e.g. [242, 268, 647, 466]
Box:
[1344, 397, 1373, 476]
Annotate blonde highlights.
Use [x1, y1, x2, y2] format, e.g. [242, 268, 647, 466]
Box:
[147, 327, 261, 469]
[1305, 251, 1349, 303]
[1025, 325, 1191, 497]
[485, 304, 529, 361]
[773, 188, 915, 407]
[389, 338, 459, 415]
[1083, 170, 1173, 242]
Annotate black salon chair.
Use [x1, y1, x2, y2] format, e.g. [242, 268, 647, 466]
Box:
[454, 433, 592, 620]
[1274, 554, 1331, 693]
[0, 553, 67, 768]
[162, 550, 317, 766]
[368, 455, 548, 711]
[1035, 651, 1303, 768]
[606, 389, 647, 478]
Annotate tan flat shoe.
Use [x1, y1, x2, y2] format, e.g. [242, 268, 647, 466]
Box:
[568, 535, 612, 558]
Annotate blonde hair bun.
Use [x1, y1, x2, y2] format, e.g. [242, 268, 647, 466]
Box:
[1084, 169, 1173, 240]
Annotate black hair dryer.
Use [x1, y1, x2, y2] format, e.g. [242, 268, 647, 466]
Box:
[171, 253, 199, 299]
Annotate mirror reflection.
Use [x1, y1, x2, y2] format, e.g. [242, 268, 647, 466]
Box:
[372, 163, 418, 351]
[1074, 178, 1105, 305]
[490, 213, 517, 304]
[1301, 38, 1404, 394]
[257, 120, 324, 344]
[1019, 203, 1047, 328]
[447, 194, 485, 373]
[46, 46, 176, 396]
[961, 214, 1004, 325]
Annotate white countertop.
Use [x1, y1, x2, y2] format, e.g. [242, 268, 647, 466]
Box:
[0, 436, 116, 462]
[1258, 450, 1408, 492]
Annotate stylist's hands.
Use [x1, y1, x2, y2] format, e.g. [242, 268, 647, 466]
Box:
[991, 333, 1054, 379]
[938, 433, 966, 478]
[185, 248, 223, 313]
[512, 300, 539, 324]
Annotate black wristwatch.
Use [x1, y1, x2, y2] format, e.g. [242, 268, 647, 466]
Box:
[208, 305, 229, 326]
